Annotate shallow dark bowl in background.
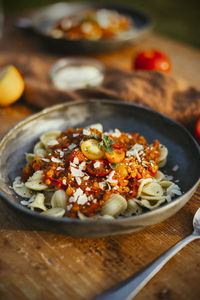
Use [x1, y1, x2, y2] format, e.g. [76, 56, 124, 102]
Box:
[16, 2, 153, 54]
[0, 100, 199, 237]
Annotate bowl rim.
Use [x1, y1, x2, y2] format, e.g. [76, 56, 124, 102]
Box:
[0, 99, 199, 225]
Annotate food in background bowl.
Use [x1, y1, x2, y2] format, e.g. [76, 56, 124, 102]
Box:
[49, 9, 133, 40]
[13, 123, 181, 220]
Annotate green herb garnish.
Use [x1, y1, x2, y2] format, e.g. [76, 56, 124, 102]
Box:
[91, 132, 100, 140]
[100, 134, 114, 153]
[109, 163, 117, 169]
[86, 160, 92, 164]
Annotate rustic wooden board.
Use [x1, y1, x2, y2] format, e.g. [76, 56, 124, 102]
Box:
[0, 14, 200, 300]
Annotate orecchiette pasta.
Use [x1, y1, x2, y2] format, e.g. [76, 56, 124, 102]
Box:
[40, 131, 61, 148]
[13, 123, 182, 219]
[34, 141, 47, 157]
[25, 171, 48, 191]
[13, 177, 34, 198]
[29, 193, 46, 211]
[41, 208, 65, 217]
[101, 194, 127, 217]
[51, 189, 68, 209]
[122, 199, 142, 216]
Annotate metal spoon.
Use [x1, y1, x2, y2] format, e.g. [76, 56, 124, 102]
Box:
[93, 208, 200, 300]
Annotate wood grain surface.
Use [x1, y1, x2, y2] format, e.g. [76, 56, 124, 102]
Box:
[0, 14, 200, 300]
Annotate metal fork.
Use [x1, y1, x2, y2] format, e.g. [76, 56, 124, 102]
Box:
[93, 208, 200, 300]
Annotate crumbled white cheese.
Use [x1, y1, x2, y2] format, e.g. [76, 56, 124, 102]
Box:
[111, 128, 121, 137]
[107, 170, 117, 184]
[172, 165, 179, 172]
[71, 167, 84, 177]
[99, 182, 106, 189]
[67, 204, 73, 211]
[85, 187, 91, 191]
[57, 149, 64, 158]
[47, 140, 59, 146]
[83, 175, 90, 180]
[51, 157, 63, 163]
[77, 194, 88, 205]
[73, 157, 79, 165]
[75, 177, 82, 185]
[68, 143, 77, 150]
[126, 144, 144, 162]
[42, 158, 50, 162]
[79, 162, 86, 170]
[62, 179, 67, 185]
[73, 188, 83, 199]
[20, 200, 29, 206]
[83, 129, 91, 136]
[73, 133, 79, 137]
[165, 175, 173, 181]
[113, 185, 119, 190]
[94, 161, 100, 168]
[56, 166, 65, 171]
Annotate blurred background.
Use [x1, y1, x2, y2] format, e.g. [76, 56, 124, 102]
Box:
[3, 0, 200, 49]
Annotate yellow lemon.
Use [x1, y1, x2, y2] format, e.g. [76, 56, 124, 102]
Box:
[0, 65, 25, 107]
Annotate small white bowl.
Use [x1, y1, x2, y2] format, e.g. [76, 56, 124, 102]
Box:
[50, 57, 104, 90]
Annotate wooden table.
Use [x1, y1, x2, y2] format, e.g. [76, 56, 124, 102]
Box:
[0, 15, 200, 300]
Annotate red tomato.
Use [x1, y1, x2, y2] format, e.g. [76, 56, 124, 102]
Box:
[195, 119, 200, 142]
[113, 143, 124, 149]
[67, 149, 85, 163]
[87, 160, 111, 177]
[134, 50, 171, 73]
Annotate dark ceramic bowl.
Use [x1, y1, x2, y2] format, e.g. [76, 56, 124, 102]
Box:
[0, 100, 199, 237]
[16, 2, 153, 54]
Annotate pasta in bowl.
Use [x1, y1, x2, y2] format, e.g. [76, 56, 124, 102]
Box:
[13, 123, 181, 220]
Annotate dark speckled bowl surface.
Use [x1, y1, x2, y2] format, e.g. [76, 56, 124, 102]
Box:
[0, 100, 199, 237]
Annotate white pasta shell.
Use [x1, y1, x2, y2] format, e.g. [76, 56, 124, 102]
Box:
[25, 170, 48, 191]
[135, 198, 166, 210]
[43, 190, 54, 206]
[142, 182, 163, 197]
[40, 131, 61, 148]
[86, 123, 103, 132]
[159, 181, 173, 188]
[13, 178, 34, 198]
[34, 141, 47, 157]
[122, 199, 142, 216]
[137, 178, 153, 198]
[140, 194, 166, 201]
[51, 189, 68, 209]
[26, 153, 35, 164]
[158, 158, 167, 168]
[155, 171, 165, 182]
[159, 144, 168, 161]
[101, 194, 127, 217]
[77, 211, 90, 220]
[29, 193, 47, 211]
[41, 208, 65, 217]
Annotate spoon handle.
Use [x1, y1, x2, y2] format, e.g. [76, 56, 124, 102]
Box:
[93, 234, 199, 300]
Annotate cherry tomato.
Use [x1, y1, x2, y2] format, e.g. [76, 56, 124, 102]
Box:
[195, 119, 200, 142]
[134, 50, 171, 73]
[115, 163, 128, 178]
[105, 148, 125, 164]
[81, 139, 105, 160]
[113, 143, 124, 149]
[67, 149, 85, 163]
[87, 160, 111, 177]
